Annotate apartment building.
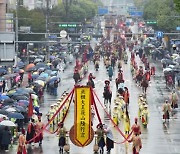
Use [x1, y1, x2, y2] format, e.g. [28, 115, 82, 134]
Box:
[8, 0, 59, 10]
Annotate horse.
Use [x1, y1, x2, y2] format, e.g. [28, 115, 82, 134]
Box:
[103, 87, 112, 108]
[87, 79, 95, 88]
[135, 73, 143, 86]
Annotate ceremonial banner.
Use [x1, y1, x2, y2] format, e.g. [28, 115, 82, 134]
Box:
[74, 86, 92, 147]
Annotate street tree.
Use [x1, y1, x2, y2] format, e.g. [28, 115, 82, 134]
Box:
[143, 0, 179, 32]
[174, 0, 180, 12]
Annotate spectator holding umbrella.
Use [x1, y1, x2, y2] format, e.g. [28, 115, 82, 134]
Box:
[1, 126, 12, 152]
[53, 80, 59, 96]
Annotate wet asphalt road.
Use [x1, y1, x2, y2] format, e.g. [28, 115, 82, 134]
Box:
[6, 48, 180, 154]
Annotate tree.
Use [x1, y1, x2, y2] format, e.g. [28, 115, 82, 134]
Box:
[16, 7, 45, 41]
[143, 0, 179, 32]
[174, 0, 180, 12]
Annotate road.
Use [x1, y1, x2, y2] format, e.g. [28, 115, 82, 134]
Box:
[6, 24, 180, 154]
[7, 46, 180, 154]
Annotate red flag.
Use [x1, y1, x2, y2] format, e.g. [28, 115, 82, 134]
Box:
[28, 94, 33, 118]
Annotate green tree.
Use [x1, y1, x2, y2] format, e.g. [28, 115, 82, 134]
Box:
[143, 0, 179, 32]
[17, 7, 45, 41]
[174, 0, 180, 12]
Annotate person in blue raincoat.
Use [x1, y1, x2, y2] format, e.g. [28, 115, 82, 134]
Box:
[108, 65, 113, 80]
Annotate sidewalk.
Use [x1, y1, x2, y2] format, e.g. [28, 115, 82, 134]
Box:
[148, 56, 180, 97]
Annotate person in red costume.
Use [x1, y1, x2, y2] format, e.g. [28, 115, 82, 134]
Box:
[131, 118, 141, 135]
[87, 73, 95, 88]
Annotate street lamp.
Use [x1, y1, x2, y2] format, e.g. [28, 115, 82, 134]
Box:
[46, 0, 50, 61]
[15, 0, 19, 66]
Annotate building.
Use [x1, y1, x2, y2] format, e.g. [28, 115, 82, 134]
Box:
[0, 0, 6, 32]
[8, 0, 59, 10]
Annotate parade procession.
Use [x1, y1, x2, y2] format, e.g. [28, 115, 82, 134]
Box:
[0, 0, 180, 153]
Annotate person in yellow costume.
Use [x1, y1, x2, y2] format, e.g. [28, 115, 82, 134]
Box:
[124, 107, 130, 136]
[112, 105, 119, 126]
[138, 94, 144, 105]
[141, 104, 149, 127]
[118, 96, 126, 118]
[57, 101, 61, 123]
[47, 105, 55, 128]
[53, 103, 59, 126]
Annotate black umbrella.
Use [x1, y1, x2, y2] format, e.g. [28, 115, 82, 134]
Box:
[0, 110, 8, 115]
[8, 112, 24, 119]
[17, 61, 25, 69]
[35, 63, 47, 69]
[12, 95, 28, 101]
[3, 73, 18, 79]
[14, 106, 26, 112]
[27, 67, 37, 72]
[2, 99, 15, 107]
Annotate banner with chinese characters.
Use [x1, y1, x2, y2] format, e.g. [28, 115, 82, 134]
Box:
[74, 86, 92, 147]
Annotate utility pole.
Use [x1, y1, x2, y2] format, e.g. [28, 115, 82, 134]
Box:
[46, 0, 50, 61]
[15, 0, 19, 66]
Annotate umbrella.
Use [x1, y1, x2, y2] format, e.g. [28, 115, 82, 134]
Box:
[45, 70, 52, 75]
[35, 63, 46, 69]
[3, 73, 18, 79]
[27, 67, 37, 72]
[0, 77, 5, 81]
[0, 95, 10, 101]
[168, 65, 175, 69]
[12, 95, 28, 101]
[50, 71, 58, 76]
[16, 88, 34, 94]
[26, 63, 35, 71]
[39, 72, 49, 78]
[13, 68, 20, 73]
[7, 89, 16, 95]
[0, 110, 8, 115]
[0, 120, 16, 127]
[163, 68, 172, 73]
[2, 99, 15, 106]
[14, 106, 26, 112]
[17, 61, 25, 69]
[8, 112, 24, 119]
[36, 76, 47, 81]
[5, 107, 17, 112]
[34, 58, 43, 63]
[47, 63, 52, 66]
[161, 59, 175, 65]
[0, 68, 7, 75]
[34, 80, 45, 87]
[17, 100, 29, 106]
[32, 74, 39, 79]
[50, 55, 56, 59]
[49, 76, 59, 83]
[31, 94, 38, 99]
[174, 57, 180, 63]
[0, 114, 8, 119]
[38, 67, 46, 72]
